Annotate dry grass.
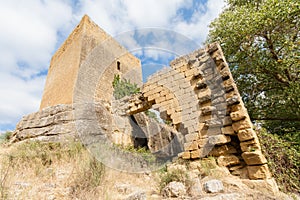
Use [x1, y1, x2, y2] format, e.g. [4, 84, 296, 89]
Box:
[0, 140, 159, 200]
[0, 141, 104, 199]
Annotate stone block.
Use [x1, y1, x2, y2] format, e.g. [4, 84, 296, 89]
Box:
[230, 103, 243, 112]
[182, 151, 191, 159]
[185, 68, 198, 77]
[238, 128, 256, 141]
[223, 79, 235, 92]
[242, 151, 267, 165]
[201, 106, 216, 115]
[240, 136, 261, 152]
[172, 116, 182, 125]
[203, 179, 224, 193]
[222, 116, 232, 126]
[196, 79, 207, 89]
[205, 119, 222, 128]
[191, 149, 201, 159]
[155, 96, 166, 104]
[208, 135, 231, 145]
[226, 90, 238, 99]
[185, 133, 199, 142]
[184, 141, 199, 151]
[217, 155, 240, 167]
[230, 109, 247, 121]
[147, 93, 160, 101]
[220, 68, 231, 80]
[247, 164, 271, 180]
[162, 181, 186, 197]
[206, 127, 222, 135]
[221, 126, 235, 135]
[232, 118, 252, 131]
[226, 95, 240, 105]
[197, 138, 208, 147]
[208, 145, 237, 157]
[198, 89, 211, 103]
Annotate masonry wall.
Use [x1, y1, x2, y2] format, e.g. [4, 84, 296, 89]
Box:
[127, 43, 271, 180]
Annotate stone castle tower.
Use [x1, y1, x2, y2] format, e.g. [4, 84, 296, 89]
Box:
[40, 15, 142, 109]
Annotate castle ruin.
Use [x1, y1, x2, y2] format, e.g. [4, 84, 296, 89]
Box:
[11, 15, 271, 180]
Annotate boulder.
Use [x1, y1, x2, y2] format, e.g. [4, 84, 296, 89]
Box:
[162, 181, 186, 197]
[203, 179, 224, 193]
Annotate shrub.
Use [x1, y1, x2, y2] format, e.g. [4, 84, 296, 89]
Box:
[257, 128, 300, 194]
[159, 168, 191, 192]
[122, 145, 156, 163]
[112, 74, 140, 99]
[144, 110, 159, 122]
[0, 131, 12, 143]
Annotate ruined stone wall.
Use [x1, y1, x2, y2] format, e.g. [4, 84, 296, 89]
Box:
[127, 43, 270, 180]
[12, 15, 271, 180]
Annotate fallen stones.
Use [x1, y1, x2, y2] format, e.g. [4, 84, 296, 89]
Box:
[203, 179, 224, 193]
[161, 181, 186, 197]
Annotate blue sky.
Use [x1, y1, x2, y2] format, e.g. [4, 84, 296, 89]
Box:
[0, 0, 226, 132]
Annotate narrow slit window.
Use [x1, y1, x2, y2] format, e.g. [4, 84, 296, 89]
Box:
[117, 61, 121, 70]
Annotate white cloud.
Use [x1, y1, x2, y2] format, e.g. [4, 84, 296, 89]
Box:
[173, 0, 226, 43]
[0, 0, 73, 129]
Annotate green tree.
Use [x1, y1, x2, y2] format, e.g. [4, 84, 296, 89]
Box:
[207, 0, 300, 134]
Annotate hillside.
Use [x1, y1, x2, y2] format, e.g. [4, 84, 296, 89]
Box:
[0, 140, 296, 200]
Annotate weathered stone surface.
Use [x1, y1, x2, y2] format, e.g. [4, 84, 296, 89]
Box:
[217, 155, 240, 167]
[222, 116, 232, 126]
[230, 109, 247, 121]
[133, 112, 184, 158]
[40, 15, 142, 109]
[200, 193, 241, 200]
[184, 141, 199, 151]
[189, 178, 203, 197]
[237, 128, 256, 142]
[242, 152, 267, 165]
[208, 145, 237, 157]
[240, 135, 261, 151]
[221, 126, 235, 135]
[247, 164, 272, 179]
[208, 135, 231, 146]
[185, 133, 199, 142]
[203, 179, 224, 193]
[162, 181, 186, 197]
[191, 149, 202, 159]
[232, 118, 253, 131]
[11, 104, 76, 143]
[182, 151, 191, 159]
[125, 190, 146, 200]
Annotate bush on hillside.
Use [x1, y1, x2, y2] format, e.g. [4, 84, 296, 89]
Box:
[257, 128, 300, 194]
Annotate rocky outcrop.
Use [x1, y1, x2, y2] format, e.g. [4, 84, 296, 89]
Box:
[10, 104, 76, 143]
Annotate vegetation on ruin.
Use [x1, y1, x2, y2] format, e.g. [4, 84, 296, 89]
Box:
[122, 145, 156, 163]
[207, 0, 300, 135]
[112, 74, 140, 99]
